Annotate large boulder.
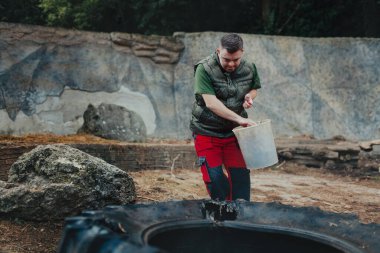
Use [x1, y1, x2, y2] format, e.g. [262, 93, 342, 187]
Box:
[0, 144, 136, 220]
[78, 103, 147, 142]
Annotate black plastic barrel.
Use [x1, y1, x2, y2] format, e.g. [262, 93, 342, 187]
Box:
[57, 200, 379, 253]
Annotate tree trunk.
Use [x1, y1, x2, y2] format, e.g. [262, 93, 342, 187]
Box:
[261, 0, 272, 24]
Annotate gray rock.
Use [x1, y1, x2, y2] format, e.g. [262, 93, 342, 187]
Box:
[0, 144, 136, 220]
[78, 103, 147, 142]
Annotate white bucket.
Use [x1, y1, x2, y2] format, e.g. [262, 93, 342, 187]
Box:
[232, 119, 278, 169]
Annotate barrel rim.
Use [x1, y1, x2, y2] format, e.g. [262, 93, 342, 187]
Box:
[232, 119, 272, 133]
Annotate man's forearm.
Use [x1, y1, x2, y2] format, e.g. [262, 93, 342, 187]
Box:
[202, 94, 256, 127]
[202, 94, 244, 123]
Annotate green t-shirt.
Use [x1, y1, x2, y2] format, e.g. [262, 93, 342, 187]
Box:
[194, 63, 261, 95]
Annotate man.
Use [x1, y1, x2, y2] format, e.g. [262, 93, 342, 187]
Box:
[190, 33, 261, 201]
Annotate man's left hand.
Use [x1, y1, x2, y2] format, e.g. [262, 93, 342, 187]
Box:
[243, 94, 253, 109]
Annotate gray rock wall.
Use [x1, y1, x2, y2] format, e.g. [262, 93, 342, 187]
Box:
[0, 22, 183, 137]
[175, 33, 380, 141]
[1, 22, 379, 141]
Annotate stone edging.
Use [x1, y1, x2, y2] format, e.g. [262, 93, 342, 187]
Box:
[0, 139, 379, 181]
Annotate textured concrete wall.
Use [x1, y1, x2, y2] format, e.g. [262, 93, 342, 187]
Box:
[175, 33, 380, 141]
[0, 22, 183, 137]
[1, 22, 379, 140]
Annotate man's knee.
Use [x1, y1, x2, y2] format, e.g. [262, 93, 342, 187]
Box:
[197, 157, 230, 200]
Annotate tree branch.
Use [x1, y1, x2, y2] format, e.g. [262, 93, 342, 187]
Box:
[277, 0, 303, 34]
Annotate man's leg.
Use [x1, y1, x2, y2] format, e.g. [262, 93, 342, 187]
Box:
[223, 136, 251, 201]
[194, 134, 230, 201]
[227, 167, 251, 200]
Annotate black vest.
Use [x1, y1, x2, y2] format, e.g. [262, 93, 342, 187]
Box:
[190, 52, 255, 138]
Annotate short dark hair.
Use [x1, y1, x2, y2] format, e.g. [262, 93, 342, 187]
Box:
[220, 33, 243, 53]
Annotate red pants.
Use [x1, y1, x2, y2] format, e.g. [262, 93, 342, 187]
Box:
[194, 134, 251, 201]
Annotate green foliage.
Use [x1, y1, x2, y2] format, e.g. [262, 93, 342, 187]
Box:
[37, 0, 135, 31]
[0, 0, 379, 37]
[38, 0, 73, 27]
[275, 0, 357, 37]
[0, 0, 44, 24]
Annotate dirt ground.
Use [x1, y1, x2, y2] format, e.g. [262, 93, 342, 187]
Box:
[0, 135, 379, 253]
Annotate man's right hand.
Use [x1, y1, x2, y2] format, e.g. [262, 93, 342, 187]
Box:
[238, 118, 257, 127]
[202, 94, 257, 127]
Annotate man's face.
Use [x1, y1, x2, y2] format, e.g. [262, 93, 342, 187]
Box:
[217, 47, 243, 72]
